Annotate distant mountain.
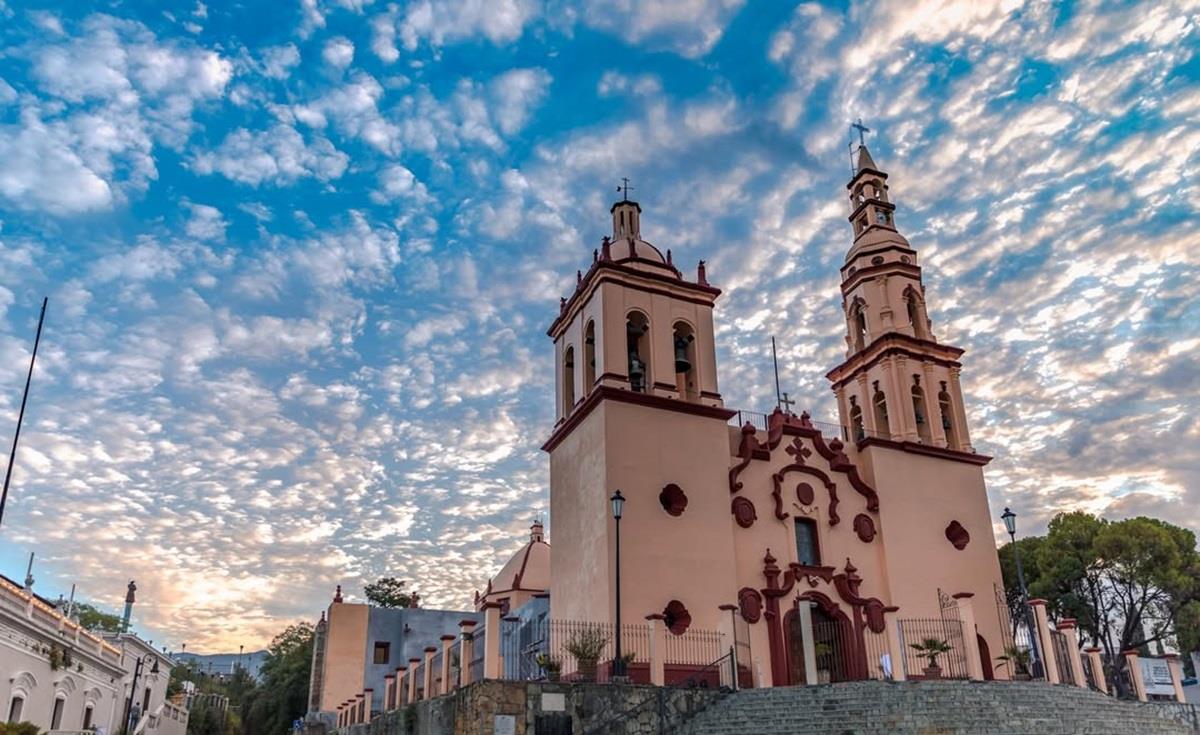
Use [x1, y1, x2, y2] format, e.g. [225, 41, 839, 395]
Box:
[176, 650, 268, 679]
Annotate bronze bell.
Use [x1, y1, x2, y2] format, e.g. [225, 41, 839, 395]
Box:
[674, 334, 694, 373]
[628, 355, 646, 392]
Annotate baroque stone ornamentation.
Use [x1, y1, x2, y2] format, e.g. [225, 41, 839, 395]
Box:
[853, 513, 876, 543]
[737, 587, 763, 624]
[731, 496, 757, 528]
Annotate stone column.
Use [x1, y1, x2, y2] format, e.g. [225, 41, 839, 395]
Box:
[460, 619, 477, 687]
[1028, 600, 1059, 684]
[1084, 648, 1107, 693]
[383, 675, 395, 710]
[953, 593, 984, 681]
[1122, 649, 1146, 702]
[362, 688, 373, 720]
[1164, 654, 1186, 703]
[483, 603, 503, 679]
[423, 646, 437, 696]
[408, 658, 420, 702]
[858, 375, 877, 436]
[1057, 619, 1087, 688]
[948, 367, 973, 452]
[885, 616, 906, 681]
[440, 635, 455, 694]
[796, 600, 818, 685]
[922, 364, 945, 446]
[395, 667, 407, 706]
[646, 614, 666, 686]
[355, 693, 364, 723]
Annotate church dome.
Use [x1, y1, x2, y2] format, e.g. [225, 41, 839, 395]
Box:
[480, 521, 550, 607]
[608, 235, 667, 264]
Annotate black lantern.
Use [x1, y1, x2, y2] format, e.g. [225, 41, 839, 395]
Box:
[1001, 507, 1017, 536]
[611, 490, 625, 520]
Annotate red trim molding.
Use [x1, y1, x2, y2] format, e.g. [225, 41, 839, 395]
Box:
[543, 385, 735, 451]
[951, 592, 975, 600]
[855, 436, 992, 466]
[1027, 598, 1047, 606]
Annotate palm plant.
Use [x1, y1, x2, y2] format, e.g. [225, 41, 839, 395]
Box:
[910, 637, 953, 677]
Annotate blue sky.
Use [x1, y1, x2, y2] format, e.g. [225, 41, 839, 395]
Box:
[0, 0, 1197, 650]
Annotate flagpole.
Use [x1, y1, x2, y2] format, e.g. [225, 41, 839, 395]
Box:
[0, 297, 48, 531]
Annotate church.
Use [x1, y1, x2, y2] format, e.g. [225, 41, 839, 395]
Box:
[310, 143, 1018, 727]
[541, 141, 1007, 687]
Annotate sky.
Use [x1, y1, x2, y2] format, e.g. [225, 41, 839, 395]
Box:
[0, 0, 1197, 652]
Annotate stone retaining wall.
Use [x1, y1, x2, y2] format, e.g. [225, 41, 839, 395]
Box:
[328, 680, 725, 735]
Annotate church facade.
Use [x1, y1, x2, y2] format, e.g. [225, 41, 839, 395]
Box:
[543, 144, 1008, 687]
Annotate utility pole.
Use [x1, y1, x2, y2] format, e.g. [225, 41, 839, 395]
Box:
[1, 297, 48, 532]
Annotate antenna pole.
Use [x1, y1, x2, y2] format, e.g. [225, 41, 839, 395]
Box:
[771, 337, 782, 409]
[1, 297, 48, 532]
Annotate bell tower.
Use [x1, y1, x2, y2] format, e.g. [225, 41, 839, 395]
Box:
[827, 143, 974, 453]
[543, 193, 738, 629]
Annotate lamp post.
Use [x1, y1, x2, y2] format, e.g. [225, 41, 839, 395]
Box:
[1001, 507, 1042, 677]
[122, 654, 160, 735]
[611, 490, 625, 678]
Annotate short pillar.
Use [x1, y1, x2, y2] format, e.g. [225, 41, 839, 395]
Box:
[646, 614, 666, 686]
[440, 635, 456, 694]
[1057, 619, 1087, 688]
[1028, 599, 1059, 684]
[395, 667, 407, 706]
[953, 593, 984, 681]
[1122, 649, 1147, 702]
[483, 603, 503, 679]
[796, 600, 818, 685]
[1084, 648, 1107, 693]
[355, 693, 364, 723]
[363, 688, 374, 720]
[885, 615, 906, 681]
[423, 646, 437, 696]
[459, 619, 477, 687]
[1164, 654, 1186, 703]
[408, 658, 420, 702]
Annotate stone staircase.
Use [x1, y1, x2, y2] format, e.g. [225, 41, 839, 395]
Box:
[670, 680, 1197, 735]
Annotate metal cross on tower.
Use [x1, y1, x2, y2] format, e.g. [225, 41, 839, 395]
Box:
[851, 118, 871, 147]
[780, 392, 796, 414]
[617, 177, 634, 201]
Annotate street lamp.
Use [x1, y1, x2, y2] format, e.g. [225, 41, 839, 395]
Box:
[611, 490, 625, 678]
[122, 654, 160, 735]
[1001, 507, 1042, 677]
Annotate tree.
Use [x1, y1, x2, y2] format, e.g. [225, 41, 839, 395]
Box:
[75, 602, 123, 632]
[239, 623, 313, 735]
[363, 577, 418, 608]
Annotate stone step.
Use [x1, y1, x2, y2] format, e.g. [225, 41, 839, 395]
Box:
[670, 681, 1194, 735]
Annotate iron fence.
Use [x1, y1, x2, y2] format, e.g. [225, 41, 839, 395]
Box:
[897, 618, 970, 680]
[993, 583, 1043, 680]
[468, 625, 485, 683]
[448, 639, 461, 691]
[862, 627, 893, 680]
[430, 649, 443, 697]
[664, 627, 722, 665]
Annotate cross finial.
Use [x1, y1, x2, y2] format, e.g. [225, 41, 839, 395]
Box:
[780, 392, 796, 414]
[851, 118, 870, 147]
[617, 177, 634, 201]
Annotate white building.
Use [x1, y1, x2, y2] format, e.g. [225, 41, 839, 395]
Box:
[0, 574, 186, 734]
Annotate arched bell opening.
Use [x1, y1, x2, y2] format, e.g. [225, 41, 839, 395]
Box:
[872, 383, 890, 437]
[583, 320, 596, 393]
[849, 300, 867, 352]
[672, 321, 697, 400]
[848, 397, 865, 441]
[562, 346, 576, 416]
[625, 311, 651, 393]
[938, 383, 957, 449]
[911, 378, 931, 443]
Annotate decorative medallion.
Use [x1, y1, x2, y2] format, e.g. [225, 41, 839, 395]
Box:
[663, 600, 692, 635]
[945, 520, 970, 550]
[732, 497, 757, 528]
[864, 598, 887, 633]
[795, 482, 815, 506]
[871, 255, 885, 265]
[853, 514, 876, 543]
[737, 587, 762, 624]
[659, 483, 688, 517]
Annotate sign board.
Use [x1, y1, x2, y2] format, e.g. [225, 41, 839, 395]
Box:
[1140, 658, 1175, 696]
[494, 714, 516, 735]
[541, 692, 566, 712]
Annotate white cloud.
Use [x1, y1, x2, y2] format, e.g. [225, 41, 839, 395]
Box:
[578, 0, 746, 58]
[260, 44, 301, 80]
[488, 68, 552, 135]
[191, 124, 349, 186]
[321, 36, 355, 69]
[397, 0, 538, 50]
[185, 202, 228, 240]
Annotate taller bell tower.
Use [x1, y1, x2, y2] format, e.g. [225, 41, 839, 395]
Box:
[827, 144, 974, 453]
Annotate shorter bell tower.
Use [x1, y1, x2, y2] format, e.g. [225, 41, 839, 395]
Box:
[827, 144, 974, 453]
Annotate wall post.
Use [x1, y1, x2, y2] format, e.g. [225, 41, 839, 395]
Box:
[1122, 649, 1147, 702]
[483, 603, 503, 679]
[885, 615, 906, 681]
[953, 593, 983, 681]
[796, 600, 818, 685]
[1084, 648, 1107, 694]
[440, 635, 456, 694]
[459, 620, 477, 687]
[1028, 600, 1059, 684]
[423, 646, 437, 697]
[1057, 619, 1087, 688]
[1164, 653, 1187, 703]
[408, 658, 420, 702]
[646, 614, 666, 686]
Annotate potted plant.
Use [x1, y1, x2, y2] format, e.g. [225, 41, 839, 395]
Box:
[910, 637, 952, 679]
[565, 627, 609, 682]
[536, 654, 562, 682]
[995, 645, 1032, 680]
